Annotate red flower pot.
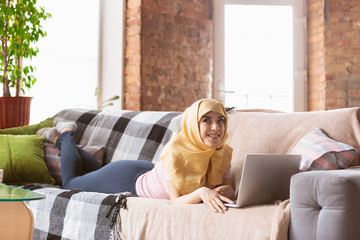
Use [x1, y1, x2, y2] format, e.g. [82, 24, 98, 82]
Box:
[0, 97, 33, 129]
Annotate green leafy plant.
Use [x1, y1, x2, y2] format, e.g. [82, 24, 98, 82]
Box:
[0, 0, 51, 97]
[95, 87, 120, 110]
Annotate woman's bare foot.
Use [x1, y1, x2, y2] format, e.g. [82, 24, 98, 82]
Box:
[52, 134, 59, 144]
[60, 127, 74, 134]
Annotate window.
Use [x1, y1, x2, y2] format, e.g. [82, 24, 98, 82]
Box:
[213, 0, 307, 112]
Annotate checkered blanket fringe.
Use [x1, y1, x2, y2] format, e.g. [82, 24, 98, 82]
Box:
[52, 108, 182, 164]
[23, 184, 126, 240]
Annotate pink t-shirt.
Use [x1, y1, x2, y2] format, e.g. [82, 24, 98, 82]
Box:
[135, 160, 231, 199]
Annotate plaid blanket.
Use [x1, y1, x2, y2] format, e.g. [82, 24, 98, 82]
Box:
[53, 109, 182, 164]
[23, 184, 126, 240]
[25, 109, 182, 240]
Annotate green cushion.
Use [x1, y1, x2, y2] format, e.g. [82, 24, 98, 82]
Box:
[0, 135, 55, 185]
[0, 118, 53, 135]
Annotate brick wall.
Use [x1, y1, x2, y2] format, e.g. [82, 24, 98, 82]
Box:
[308, 0, 360, 110]
[124, 0, 213, 111]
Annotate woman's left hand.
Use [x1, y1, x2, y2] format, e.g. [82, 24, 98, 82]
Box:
[213, 185, 236, 200]
[166, 180, 235, 213]
[197, 187, 234, 213]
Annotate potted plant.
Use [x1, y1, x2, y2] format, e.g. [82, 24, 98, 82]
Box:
[0, 0, 50, 129]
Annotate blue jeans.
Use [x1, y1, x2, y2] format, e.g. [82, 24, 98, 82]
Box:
[56, 131, 154, 194]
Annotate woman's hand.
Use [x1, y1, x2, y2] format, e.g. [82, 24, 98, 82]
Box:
[197, 187, 234, 213]
[213, 185, 236, 200]
[166, 180, 235, 213]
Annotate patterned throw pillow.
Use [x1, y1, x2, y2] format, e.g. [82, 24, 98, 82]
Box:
[44, 143, 105, 185]
[290, 128, 358, 171]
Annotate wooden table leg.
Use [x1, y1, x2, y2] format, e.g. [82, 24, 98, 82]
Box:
[0, 202, 34, 240]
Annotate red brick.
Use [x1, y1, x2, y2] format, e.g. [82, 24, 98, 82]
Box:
[326, 64, 347, 74]
[127, 16, 141, 27]
[348, 64, 360, 73]
[328, 3, 352, 13]
[157, 4, 177, 15]
[127, 0, 141, 9]
[126, 45, 141, 55]
[126, 8, 141, 18]
[125, 65, 141, 75]
[126, 55, 141, 65]
[350, 90, 360, 98]
[126, 25, 141, 37]
[142, 0, 157, 10]
[125, 75, 140, 85]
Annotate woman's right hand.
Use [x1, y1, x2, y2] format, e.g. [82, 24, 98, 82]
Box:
[197, 187, 234, 213]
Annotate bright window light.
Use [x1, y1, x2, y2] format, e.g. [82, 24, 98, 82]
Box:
[224, 5, 294, 112]
[25, 0, 100, 124]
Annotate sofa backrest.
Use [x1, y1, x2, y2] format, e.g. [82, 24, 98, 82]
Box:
[52, 109, 182, 164]
[227, 107, 360, 193]
[54, 107, 360, 194]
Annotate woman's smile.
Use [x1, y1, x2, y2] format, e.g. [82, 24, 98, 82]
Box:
[199, 111, 225, 148]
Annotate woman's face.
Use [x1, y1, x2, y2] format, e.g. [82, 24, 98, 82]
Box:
[198, 111, 226, 148]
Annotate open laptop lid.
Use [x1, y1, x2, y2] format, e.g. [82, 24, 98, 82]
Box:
[226, 154, 301, 208]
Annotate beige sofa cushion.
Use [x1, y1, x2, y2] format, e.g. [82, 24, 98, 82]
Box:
[120, 197, 289, 240]
[227, 107, 360, 193]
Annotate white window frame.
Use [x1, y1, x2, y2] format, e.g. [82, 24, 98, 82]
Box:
[213, 0, 307, 111]
[99, 0, 125, 109]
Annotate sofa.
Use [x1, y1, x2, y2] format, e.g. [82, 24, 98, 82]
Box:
[4, 107, 360, 240]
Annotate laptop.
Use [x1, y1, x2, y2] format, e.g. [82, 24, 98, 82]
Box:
[225, 153, 301, 208]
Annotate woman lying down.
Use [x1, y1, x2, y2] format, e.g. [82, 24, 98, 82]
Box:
[37, 98, 235, 213]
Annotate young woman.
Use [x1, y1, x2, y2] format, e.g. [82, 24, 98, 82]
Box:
[38, 99, 235, 213]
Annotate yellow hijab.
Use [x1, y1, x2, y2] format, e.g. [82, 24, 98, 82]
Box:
[160, 99, 233, 195]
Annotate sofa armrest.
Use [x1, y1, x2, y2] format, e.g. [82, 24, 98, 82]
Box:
[289, 168, 360, 240]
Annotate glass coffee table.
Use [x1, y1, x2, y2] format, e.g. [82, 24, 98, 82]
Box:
[0, 184, 45, 239]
